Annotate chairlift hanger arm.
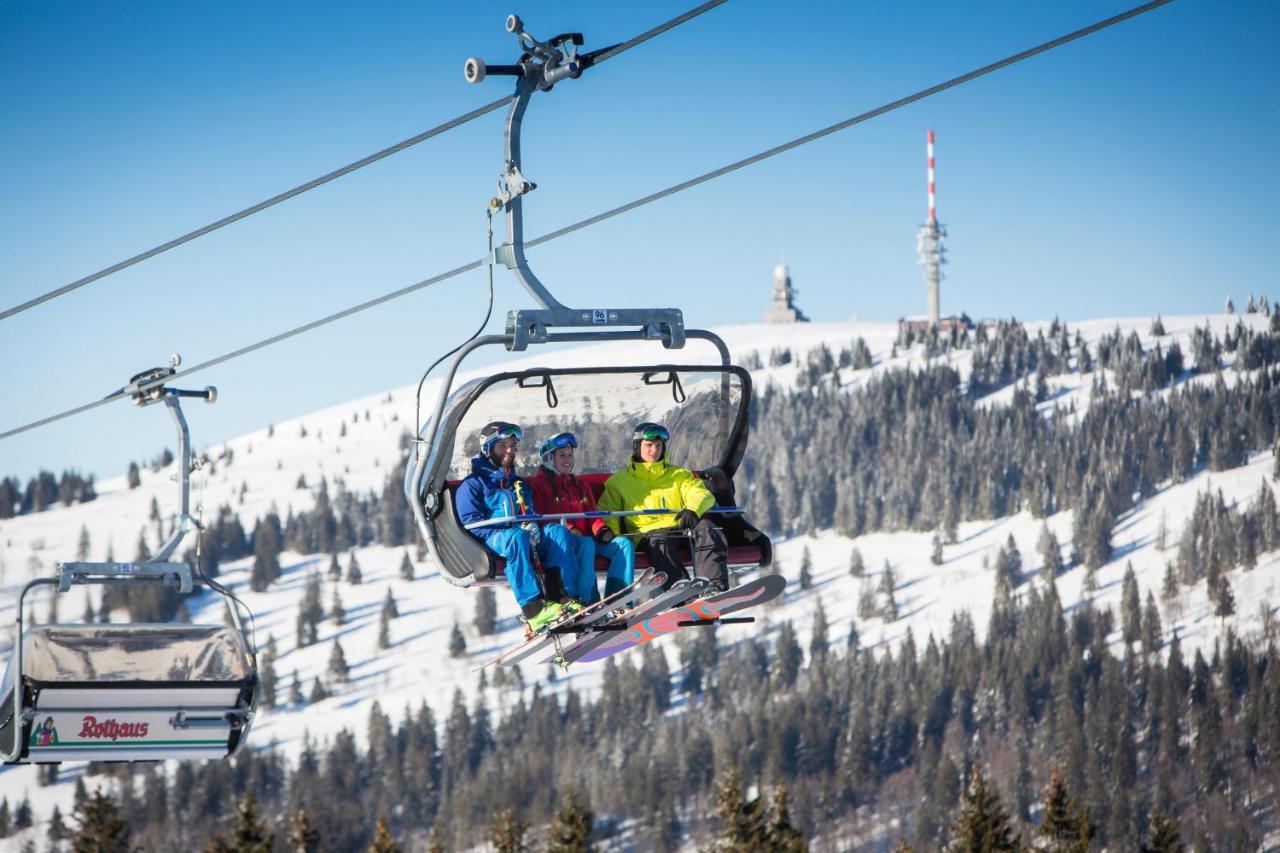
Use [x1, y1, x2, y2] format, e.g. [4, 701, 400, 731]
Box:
[465, 14, 684, 351]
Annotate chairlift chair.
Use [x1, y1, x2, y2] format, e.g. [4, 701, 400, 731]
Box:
[404, 16, 773, 588]
[1, 358, 258, 764]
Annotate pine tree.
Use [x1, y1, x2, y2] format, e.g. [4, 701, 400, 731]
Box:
[81, 592, 94, 625]
[809, 598, 829, 663]
[250, 515, 281, 592]
[328, 638, 350, 682]
[931, 532, 944, 565]
[260, 634, 278, 707]
[288, 670, 303, 705]
[133, 528, 151, 563]
[346, 551, 363, 585]
[368, 817, 402, 853]
[399, 550, 415, 581]
[857, 579, 877, 620]
[714, 767, 769, 849]
[849, 547, 865, 578]
[308, 677, 330, 703]
[1121, 563, 1141, 646]
[295, 573, 323, 647]
[1161, 561, 1178, 602]
[949, 766, 1018, 852]
[1215, 578, 1236, 620]
[70, 789, 132, 853]
[327, 553, 342, 581]
[127, 462, 141, 490]
[1035, 766, 1090, 852]
[76, 525, 91, 561]
[764, 783, 808, 851]
[880, 561, 899, 621]
[377, 603, 393, 650]
[488, 809, 528, 853]
[449, 623, 467, 658]
[330, 586, 346, 625]
[47, 804, 69, 842]
[798, 547, 813, 590]
[229, 793, 273, 853]
[1142, 591, 1163, 659]
[0, 797, 9, 838]
[545, 789, 594, 853]
[13, 795, 31, 829]
[286, 809, 320, 852]
[1142, 811, 1185, 852]
[474, 586, 497, 636]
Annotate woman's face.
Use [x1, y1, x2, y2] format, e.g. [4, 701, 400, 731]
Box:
[552, 446, 575, 475]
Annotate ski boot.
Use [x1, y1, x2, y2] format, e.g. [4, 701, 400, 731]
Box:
[524, 601, 565, 636]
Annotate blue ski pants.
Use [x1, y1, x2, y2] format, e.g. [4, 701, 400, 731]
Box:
[485, 524, 580, 608]
[569, 532, 635, 604]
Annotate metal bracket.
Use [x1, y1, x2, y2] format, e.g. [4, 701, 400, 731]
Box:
[57, 561, 194, 594]
[505, 307, 686, 351]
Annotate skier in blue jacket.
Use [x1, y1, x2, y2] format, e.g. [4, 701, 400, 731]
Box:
[455, 421, 585, 633]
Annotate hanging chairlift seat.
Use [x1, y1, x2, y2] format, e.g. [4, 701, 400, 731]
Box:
[1, 623, 257, 763]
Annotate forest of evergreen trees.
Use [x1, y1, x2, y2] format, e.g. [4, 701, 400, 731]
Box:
[10, 576, 1273, 850]
[10, 314, 1280, 848]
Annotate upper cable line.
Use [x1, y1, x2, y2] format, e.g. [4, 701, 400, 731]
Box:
[0, 0, 1174, 443]
[0, 0, 729, 324]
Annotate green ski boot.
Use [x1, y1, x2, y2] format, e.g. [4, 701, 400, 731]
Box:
[526, 601, 565, 634]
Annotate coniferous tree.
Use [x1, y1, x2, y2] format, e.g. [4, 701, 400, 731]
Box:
[376, 601, 393, 651]
[1141, 592, 1163, 659]
[809, 598, 829, 664]
[250, 515, 281, 592]
[13, 796, 31, 830]
[76, 525, 91, 561]
[229, 794, 273, 853]
[368, 817, 401, 853]
[849, 547, 865, 578]
[931, 532, 944, 565]
[798, 547, 813, 590]
[764, 783, 808, 852]
[1215, 578, 1236, 620]
[1161, 561, 1178, 602]
[328, 638, 350, 683]
[545, 789, 594, 853]
[308, 677, 330, 703]
[1121, 563, 1142, 646]
[260, 635, 278, 708]
[1142, 811, 1185, 852]
[346, 551, 363, 585]
[70, 789, 132, 853]
[449, 623, 467, 658]
[488, 809, 528, 853]
[47, 804, 69, 843]
[1035, 766, 1090, 852]
[880, 561, 899, 621]
[857, 579, 878, 620]
[399, 550, 415, 581]
[295, 573, 323, 648]
[286, 809, 320, 853]
[474, 586, 497, 636]
[327, 553, 342, 581]
[288, 670, 303, 705]
[714, 767, 769, 850]
[949, 766, 1018, 852]
[330, 586, 346, 625]
[127, 462, 141, 490]
[0, 796, 9, 838]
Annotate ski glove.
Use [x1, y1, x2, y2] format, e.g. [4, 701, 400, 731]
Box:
[595, 527, 615, 544]
[675, 509, 700, 530]
[520, 521, 542, 547]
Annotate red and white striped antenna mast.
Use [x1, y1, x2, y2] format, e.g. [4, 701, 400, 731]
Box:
[916, 129, 947, 325]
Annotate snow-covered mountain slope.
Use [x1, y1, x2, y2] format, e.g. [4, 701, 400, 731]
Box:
[0, 311, 1274, 845]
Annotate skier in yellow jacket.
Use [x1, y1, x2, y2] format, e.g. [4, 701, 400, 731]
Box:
[598, 422, 729, 592]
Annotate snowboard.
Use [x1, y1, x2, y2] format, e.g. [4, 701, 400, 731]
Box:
[554, 573, 787, 667]
[476, 569, 666, 670]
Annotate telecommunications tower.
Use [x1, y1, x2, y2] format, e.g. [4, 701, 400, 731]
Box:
[915, 130, 947, 326]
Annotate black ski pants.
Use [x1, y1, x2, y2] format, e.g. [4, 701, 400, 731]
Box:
[642, 518, 728, 590]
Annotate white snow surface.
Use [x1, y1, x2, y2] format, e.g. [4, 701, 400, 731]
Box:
[0, 312, 1276, 848]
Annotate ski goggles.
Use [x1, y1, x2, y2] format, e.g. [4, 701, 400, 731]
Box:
[481, 422, 523, 448]
[635, 424, 669, 442]
[539, 432, 578, 456]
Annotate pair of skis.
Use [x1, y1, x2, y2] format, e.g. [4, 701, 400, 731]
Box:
[477, 569, 787, 671]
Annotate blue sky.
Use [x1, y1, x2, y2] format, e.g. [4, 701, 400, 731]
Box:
[1, 0, 1276, 481]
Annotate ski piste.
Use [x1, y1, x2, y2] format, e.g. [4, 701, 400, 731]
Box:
[476, 569, 666, 671]
[560, 573, 788, 666]
[542, 577, 711, 666]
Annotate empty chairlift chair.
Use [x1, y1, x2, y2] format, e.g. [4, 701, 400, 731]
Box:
[1, 358, 259, 764]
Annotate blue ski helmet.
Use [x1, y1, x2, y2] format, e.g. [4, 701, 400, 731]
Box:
[538, 432, 578, 470]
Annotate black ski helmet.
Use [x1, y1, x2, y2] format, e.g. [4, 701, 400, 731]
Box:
[631, 422, 669, 462]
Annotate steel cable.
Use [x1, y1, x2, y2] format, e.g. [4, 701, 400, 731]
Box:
[0, 0, 1173, 442]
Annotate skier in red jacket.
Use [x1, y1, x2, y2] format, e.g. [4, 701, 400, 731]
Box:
[529, 432, 636, 603]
